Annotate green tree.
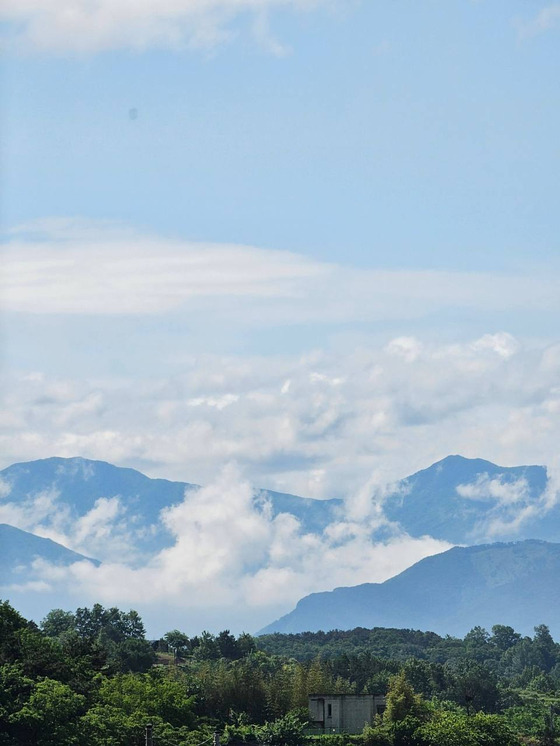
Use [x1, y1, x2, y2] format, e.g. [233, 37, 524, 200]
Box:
[491, 625, 521, 653]
[384, 673, 429, 725]
[533, 625, 558, 673]
[256, 712, 305, 746]
[217, 630, 242, 660]
[41, 609, 76, 639]
[444, 661, 499, 714]
[80, 669, 195, 746]
[164, 630, 190, 659]
[10, 678, 85, 746]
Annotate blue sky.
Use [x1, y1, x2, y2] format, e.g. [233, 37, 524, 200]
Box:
[1, 0, 560, 632]
[1, 0, 560, 488]
[3, 1, 559, 268]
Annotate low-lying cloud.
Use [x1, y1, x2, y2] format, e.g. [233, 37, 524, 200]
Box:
[4, 464, 452, 634]
[2, 333, 559, 631]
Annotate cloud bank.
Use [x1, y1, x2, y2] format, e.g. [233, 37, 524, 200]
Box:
[2, 463, 452, 634]
[2, 332, 559, 500]
[3, 220, 559, 324]
[1, 0, 332, 54]
[2, 219, 559, 632]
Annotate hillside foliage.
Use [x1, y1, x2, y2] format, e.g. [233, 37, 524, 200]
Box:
[1, 600, 559, 745]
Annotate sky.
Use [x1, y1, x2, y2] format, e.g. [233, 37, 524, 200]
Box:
[1, 0, 560, 632]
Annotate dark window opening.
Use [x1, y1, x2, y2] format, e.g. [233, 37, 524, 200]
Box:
[327, 704, 332, 718]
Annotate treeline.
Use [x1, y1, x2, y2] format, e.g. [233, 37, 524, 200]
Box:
[1, 599, 559, 745]
[257, 625, 560, 669]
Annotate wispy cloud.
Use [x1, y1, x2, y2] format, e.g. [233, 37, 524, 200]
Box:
[1, 0, 333, 54]
[457, 467, 560, 540]
[517, 4, 560, 38]
[2, 219, 559, 324]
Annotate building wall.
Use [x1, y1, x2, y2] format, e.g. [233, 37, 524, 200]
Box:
[308, 695, 386, 734]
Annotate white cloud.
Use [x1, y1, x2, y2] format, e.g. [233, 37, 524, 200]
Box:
[2, 220, 559, 325]
[456, 470, 560, 540]
[0, 477, 12, 499]
[2, 334, 560, 500]
[0, 485, 139, 562]
[21, 465, 452, 633]
[1, 0, 332, 54]
[2, 335, 559, 632]
[471, 333, 520, 359]
[457, 475, 530, 505]
[518, 4, 560, 38]
[1, 220, 327, 316]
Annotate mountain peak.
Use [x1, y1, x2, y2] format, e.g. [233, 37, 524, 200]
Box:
[260, 540, 560, 637]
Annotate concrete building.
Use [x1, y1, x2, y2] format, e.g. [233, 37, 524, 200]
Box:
[308, 694, 386, 734]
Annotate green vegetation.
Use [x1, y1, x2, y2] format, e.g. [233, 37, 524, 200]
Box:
[1, 599, 559, 745]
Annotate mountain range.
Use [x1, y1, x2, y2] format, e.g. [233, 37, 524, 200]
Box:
[0, 454, 558, 635]
[0, 454, 555, 552]
[259, 539, 560, 637]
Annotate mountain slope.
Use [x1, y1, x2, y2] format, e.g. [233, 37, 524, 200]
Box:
[0, 455, 554, 556]
[259, 540, 560, 637]
[0, 456, 341, 558]
[384, 455, 551, 543]
[0, 523, 99, 584]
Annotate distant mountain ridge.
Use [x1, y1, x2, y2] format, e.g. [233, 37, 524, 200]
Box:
[0, 455, 555, 557]
[385, 455, 551, 543]
[0, 456, 341, 557]
[259, 540, 560, 637]
[0, 454, 557, 635]
[0, 523, 100, 585]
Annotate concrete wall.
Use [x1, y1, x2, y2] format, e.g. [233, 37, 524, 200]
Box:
[308, 695, 386, 734]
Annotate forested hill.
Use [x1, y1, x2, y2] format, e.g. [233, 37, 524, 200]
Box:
[260, 540, 560, 637]
[257, 627, 454, 662]
[2, 598, 560, 745]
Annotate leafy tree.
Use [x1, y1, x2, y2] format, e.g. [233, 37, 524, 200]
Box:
[9, 678, 85, 746]
[463, 627, 492, 663]
[533, 625, 558, 673]
[109, 637, 157, 673]
[444, 660, 499, 714]
[256, 711, 306, 746]
[0, 601, 29, 665]
[491, 625, 521, 653]
[80, 669, 195, 746]
[384, 673, 429, 725]
[164, 630, 191, 658]
[41, 609, 76, 639]
[238, 633, 257, 657]
[194, 631, 221, 661]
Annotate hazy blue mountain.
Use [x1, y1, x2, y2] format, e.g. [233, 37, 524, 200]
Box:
[384, 455, 552, 544]
[0, 523, 99, 583]
[0, 457, 193, 555]
[0, 523, 101, 627]
[0, 455, 554, 555]
[259, 540, 560, 637]
[0, 456, 342, 558]
[0, 523, 100, 587]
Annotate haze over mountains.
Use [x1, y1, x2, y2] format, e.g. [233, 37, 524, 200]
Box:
[0, 454, 555, 551]
[260, 540, 560, 637]
[0, 454, 558, 635]
[0, 523, 99, 585]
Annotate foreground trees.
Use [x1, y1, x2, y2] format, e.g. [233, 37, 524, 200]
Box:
[1, 599, 559, 745]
